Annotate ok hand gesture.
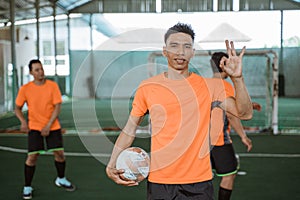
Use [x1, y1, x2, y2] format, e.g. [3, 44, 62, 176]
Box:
[220, 40, 246, 78]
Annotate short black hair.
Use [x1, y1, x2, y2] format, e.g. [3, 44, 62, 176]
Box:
[164, 22, 195, 44]
[210, 52, 229, 73]
[28, 59, 42, 71]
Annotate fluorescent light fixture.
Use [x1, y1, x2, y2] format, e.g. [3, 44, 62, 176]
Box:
[8, 14, 76, 26]
[39, 16, 54, 22]
[15, 18, 37, 25]
[54, 14, 68, 20]
[69, 13, 83, 18]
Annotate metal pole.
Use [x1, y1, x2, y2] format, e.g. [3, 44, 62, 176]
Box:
[272, 55, 279, 135]
[10, 0, 17, 110]
[35, 0, 40, 58]
[279, 10, 284, 96]
[89, 14, 95, 97]
[53, 2, 58, 82]
[67, 14, 72, 96]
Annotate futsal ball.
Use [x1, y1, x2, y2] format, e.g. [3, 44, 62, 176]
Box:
[116, 147, 150, 182]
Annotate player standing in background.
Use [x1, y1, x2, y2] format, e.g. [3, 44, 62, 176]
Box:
[15, 59, 75, 199]
[209, 52, 261, 200]
[106, 23, 253, 200]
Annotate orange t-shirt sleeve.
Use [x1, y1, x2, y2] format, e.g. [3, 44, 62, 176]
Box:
[15, 87, 26, 107]
[130, 82, 148, 117]
[52, 82, 62, 105]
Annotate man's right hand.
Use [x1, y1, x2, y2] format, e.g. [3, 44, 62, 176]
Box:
[20, 121, 29, 133]
[106, 166, 138, 186]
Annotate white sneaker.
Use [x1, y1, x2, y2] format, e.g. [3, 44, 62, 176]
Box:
[23, 186, 33, 199]
[55, 177, 76, 191]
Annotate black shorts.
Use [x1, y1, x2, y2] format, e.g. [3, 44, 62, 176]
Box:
[147, 180, 214, 200]
[210, 143, 238, 176]
[28, 129, 63, 155]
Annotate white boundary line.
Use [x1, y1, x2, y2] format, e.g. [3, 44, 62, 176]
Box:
[0, 145, 110, 157]
[1, 145, 299, 158]
[238, 153, 300, 158]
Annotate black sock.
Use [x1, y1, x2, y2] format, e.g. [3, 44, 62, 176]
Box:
[24, 164, 35, 186]
[55, 161, 66, 178]
[219, 187, 232, 200]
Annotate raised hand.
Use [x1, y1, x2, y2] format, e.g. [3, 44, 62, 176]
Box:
[220, 40, 246, 78]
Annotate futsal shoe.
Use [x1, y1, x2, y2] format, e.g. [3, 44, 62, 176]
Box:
[23, 186, 33, 199]
[55, 177, 76, 191]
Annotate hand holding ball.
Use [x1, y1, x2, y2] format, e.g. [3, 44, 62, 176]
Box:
[116, 147, 150, 182]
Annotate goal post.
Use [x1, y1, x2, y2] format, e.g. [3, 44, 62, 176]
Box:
[148, 50, 279, 134]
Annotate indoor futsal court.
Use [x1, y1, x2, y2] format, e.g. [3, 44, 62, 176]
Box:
[1, 0, 300, 200]
[0, 98, 299, 199]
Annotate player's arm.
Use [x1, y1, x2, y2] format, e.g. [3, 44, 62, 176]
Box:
[106, 114, 144, 186]
[14, 104, 29, 133]
[219, 40, 253, 120]
[221, 78, 252, 120]
[41, 103, 61, 137]
[227, 112, 252, 152]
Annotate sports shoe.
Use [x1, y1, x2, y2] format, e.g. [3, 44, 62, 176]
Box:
[23, 186, 33, 199]
[55, 177, 76, 191]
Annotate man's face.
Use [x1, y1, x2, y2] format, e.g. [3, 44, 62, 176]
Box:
[163, 32, 195, 71]
[30, 63, 45, 81]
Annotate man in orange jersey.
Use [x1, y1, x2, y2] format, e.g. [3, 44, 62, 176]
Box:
[15, 59, 75, 199]
[106, 23, 253, 200]
[210, 52, 261, 200]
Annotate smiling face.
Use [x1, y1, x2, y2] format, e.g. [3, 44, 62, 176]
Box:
[163, 32, 195, 73]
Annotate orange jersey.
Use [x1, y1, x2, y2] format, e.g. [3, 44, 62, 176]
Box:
[131, 73, 232, 184]
[16, 80, 62, 131]
[210, 80, 235, 146]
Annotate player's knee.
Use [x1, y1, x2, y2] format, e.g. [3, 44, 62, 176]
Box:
[53, 151, 65, 162]
[222, 174, 236, 182]
[26, 154, 39, 165]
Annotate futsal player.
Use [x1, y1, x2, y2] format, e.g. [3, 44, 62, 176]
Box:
[209, 52, 261, 200]
[15, 59, 75, 199]
[106, 23, 253, 200]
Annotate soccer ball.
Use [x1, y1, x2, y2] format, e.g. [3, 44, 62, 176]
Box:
[116, 147, 150, 182]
